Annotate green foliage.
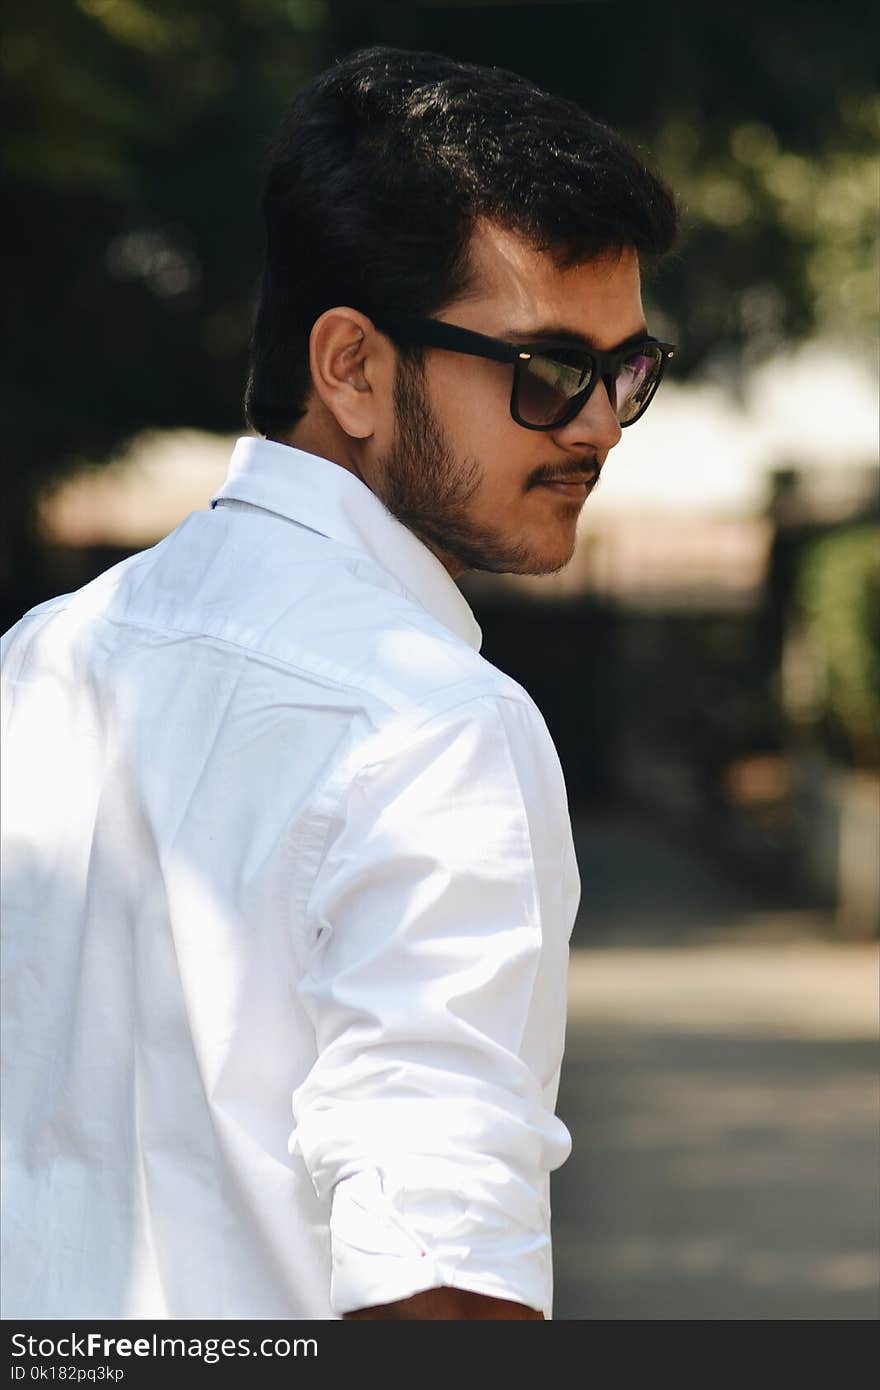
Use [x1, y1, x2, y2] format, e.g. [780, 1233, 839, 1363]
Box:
[1, 0, 329, 474]
[796, 527, 880, 768]
[0, 0, 330, 621]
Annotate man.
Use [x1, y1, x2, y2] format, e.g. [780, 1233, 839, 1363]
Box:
[1, 45, 676, 1320]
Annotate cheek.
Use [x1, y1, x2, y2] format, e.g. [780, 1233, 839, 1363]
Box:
[432, 361, 537, 488]
[431, 355, 511, 443]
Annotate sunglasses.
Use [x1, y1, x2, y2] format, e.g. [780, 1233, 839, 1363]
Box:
[372, 312, 675, 431]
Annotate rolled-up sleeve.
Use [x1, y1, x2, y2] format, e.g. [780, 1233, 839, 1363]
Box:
[290, 693, 580, 1317]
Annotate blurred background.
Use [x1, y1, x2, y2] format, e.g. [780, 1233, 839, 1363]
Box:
[3, 0, 878, 1318]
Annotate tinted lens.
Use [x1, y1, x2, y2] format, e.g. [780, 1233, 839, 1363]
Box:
[614, 344, 664, 424]
[516, 348, 594, 426]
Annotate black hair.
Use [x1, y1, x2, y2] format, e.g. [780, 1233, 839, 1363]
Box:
[244, 44, 678, 437]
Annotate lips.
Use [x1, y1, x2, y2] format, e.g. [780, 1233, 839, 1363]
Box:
[537, 468, 600, 488]
[538, 480, 591, 500]
[534, 469, 600, 500]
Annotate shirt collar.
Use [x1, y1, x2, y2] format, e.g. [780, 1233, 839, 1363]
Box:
[211, 437, 482, 652]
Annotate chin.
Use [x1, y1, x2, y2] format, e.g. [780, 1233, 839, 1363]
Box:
[497, 536, 578, 577]
[516, 554, 574, 577]
[435, 513, 580, 577]
[527, 529, 580, 576]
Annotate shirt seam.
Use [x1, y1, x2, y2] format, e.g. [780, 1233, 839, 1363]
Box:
[40, 605, 467, 708]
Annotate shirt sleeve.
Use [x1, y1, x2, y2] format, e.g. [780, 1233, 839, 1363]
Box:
[290, 693, 581, 1318]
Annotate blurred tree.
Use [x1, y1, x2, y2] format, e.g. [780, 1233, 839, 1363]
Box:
[1, 0, 329, 623]
[2, 0, 877, 625]
[794, 527, 880, 769]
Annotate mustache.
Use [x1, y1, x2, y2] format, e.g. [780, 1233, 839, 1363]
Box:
[527, 459, 602, 488]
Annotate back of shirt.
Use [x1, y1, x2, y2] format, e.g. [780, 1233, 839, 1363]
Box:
[0, 439, 580, 1320]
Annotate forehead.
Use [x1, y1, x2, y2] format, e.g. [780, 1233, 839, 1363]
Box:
[462, 216, 644, 344]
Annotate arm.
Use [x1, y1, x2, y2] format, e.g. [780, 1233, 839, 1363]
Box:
[345, 1289, 543, 1319]
[292, 695, 580, 1321]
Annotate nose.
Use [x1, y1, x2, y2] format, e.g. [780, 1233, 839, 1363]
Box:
[553, 376, 623, 453]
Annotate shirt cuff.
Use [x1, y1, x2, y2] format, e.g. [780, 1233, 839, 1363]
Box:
[328, 1167, 552, 1318]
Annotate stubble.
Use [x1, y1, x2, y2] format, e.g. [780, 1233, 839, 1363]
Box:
[377, 353, 542, 575]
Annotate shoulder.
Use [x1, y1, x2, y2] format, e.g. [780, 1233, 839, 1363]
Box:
[106, 507, 532, 723]
[334, 681, 567, 850]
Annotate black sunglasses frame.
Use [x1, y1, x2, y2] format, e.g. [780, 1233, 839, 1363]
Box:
[372, 311, 675, 431]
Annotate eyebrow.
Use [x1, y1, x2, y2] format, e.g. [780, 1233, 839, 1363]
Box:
[502, 323, 650, 352]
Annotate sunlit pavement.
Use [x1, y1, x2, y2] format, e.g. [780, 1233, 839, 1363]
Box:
[551, 815, 879, 1321]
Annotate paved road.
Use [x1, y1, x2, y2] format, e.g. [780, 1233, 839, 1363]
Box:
[550, 815, 879, 1321]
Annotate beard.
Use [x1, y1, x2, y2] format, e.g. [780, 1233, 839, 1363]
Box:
[376, 352, 550, 576]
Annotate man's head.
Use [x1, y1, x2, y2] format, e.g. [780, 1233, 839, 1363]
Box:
[245, 45, 677, 577]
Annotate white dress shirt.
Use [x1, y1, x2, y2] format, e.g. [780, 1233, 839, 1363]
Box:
[1, 436, 580, 1320]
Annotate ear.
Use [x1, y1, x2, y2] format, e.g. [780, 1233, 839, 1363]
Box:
[307, 307, 391, 440]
